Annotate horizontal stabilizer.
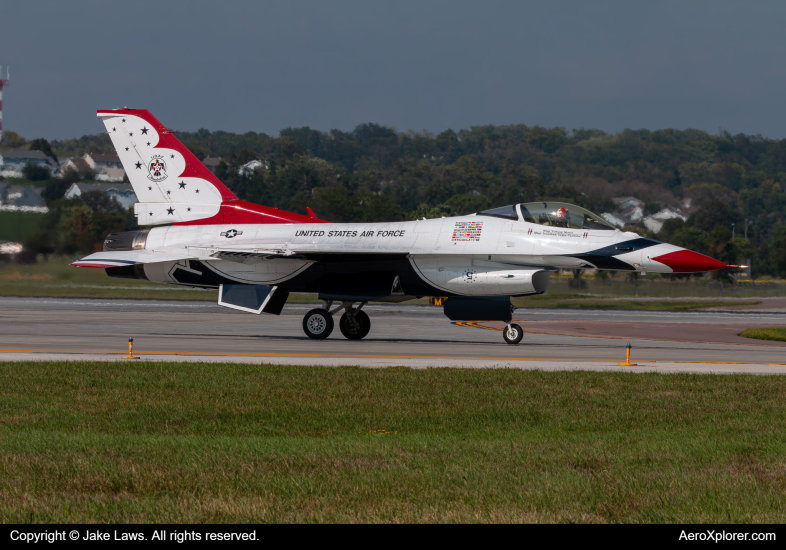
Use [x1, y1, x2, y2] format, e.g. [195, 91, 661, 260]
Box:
[134, 202, 220, 225]
[72, 249, 196, 268]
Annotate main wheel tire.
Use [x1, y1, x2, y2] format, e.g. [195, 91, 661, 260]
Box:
[339, 310, 371, 340]
[503, 323, 523, 345]
[303, 309, 334, 339]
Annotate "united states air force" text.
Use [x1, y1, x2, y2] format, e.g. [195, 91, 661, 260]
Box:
[295, 230, 406, 237]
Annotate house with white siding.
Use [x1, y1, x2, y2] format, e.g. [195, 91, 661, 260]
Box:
[84, 153, 125, 181]
[64, 182, 138, 210]
[0, 182, 46, 209]
[0, 150, 57, 177]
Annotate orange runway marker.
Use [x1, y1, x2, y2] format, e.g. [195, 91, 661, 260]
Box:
[618, 343, 637, 366]
[121, 338, 140, 360]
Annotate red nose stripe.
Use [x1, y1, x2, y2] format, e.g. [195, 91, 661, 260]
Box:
[652, 250, 728, 273]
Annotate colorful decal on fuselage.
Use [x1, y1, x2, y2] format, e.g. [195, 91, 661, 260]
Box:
[452, 221, 483, 242]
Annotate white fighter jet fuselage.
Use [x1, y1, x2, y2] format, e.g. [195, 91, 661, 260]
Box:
[74, 109, 736, 344]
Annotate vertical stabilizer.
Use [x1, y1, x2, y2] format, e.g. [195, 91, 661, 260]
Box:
[97, 108, 237, 225]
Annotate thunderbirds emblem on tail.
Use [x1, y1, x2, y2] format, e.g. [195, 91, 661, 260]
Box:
[147, 155, 167, 182]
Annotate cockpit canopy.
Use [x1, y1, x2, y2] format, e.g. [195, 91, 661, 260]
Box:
[477, 202, 616, 231]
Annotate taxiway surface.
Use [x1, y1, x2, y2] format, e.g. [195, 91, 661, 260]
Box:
[0, 297, 784, 373]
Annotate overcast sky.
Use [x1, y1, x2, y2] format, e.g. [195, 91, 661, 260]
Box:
[2, 0, 786, 140]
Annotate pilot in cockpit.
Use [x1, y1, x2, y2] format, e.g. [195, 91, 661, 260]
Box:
[550, 207, 570, 228]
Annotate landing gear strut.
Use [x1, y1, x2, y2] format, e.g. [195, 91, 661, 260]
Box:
[503, 322, 523, 345]
[302, 301, 370, 340]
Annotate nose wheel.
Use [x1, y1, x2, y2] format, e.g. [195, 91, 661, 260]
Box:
[503, 323, 523, 345]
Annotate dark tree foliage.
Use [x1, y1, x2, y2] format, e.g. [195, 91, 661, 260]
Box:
[26, 192, 137, 255]
[50, 133, 113, 156]
[28, 138, 58, 163]
[22, 162, 50, 181]
[689, 200, 738, 232]
[41, 180, 70, 201]
[0, 130, 26, 148]
[39, 166, 92, 202]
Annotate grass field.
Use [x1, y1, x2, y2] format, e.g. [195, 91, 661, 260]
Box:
[1, 361, 785, 523]
[0, 211, 44, 243]
[0, 258, 219, 301]
[740, 327, 786, 342]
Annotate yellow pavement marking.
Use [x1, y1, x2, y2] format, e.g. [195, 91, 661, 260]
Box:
[0, 349, 610, 362]
[0, 349, 785, 366]
[454, 320, 505, 331]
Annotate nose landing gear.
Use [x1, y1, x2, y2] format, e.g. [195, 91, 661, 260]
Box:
[302, 301, 370, 340]
[503, 322, 523, 345]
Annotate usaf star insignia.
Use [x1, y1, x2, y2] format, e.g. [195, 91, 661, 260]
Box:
[166, 207, 174, 215]
[141, 127, 149, 135]
[220, 229, 243, 238]
[135, 162, 142, 169]
[178, 181, 186, 188]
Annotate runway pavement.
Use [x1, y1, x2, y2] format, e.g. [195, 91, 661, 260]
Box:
[0, 296, 785, 374]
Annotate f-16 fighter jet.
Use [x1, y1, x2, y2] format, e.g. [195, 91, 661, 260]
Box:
[74, 109, 739, 344]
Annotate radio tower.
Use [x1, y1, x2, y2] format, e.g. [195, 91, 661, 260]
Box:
[0, 66, 8, 144]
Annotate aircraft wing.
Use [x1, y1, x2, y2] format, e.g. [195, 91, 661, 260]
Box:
[184, 245, 409, 261]
[72, 250, 199, 268]
[72, 246, 308, 268]
[73, 241, 409, 269]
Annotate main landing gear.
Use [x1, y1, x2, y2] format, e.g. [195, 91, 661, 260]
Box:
[302, 301, 370, 340]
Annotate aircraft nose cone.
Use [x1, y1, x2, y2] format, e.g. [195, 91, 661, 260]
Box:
[652, 249, 729, 273]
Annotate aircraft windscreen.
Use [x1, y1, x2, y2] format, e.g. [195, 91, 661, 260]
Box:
[519, 202, 616, 230]
[477, 205, 518, 220]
